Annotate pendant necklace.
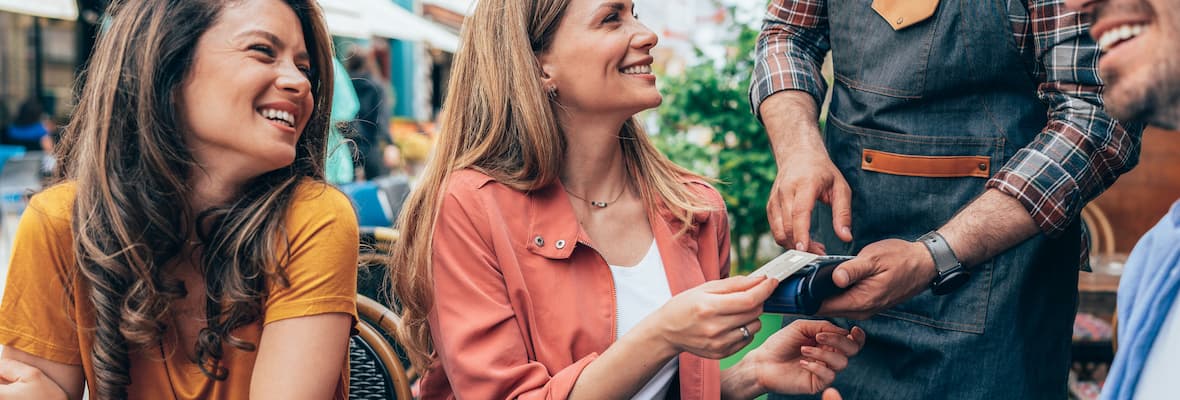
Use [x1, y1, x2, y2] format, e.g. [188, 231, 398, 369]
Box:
[564, 184, 626, 208]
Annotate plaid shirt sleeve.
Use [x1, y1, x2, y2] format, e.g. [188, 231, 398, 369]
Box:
[748, 0, 830, 119]
[986, 0, 1143, 237]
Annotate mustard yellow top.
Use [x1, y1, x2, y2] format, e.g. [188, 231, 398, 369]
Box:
[0, 180, 359, 399]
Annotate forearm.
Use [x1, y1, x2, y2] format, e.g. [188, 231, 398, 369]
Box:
[991, 0, 1142, 235]
[568, 324, 679, 400]
[0, 347, 84, 400]
[761, 90, 825, 166]
[720, 360, 764, 400]
[937, 189, 1040, 268]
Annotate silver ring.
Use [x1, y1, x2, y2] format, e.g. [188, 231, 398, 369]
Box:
[739, 326, 751, 340]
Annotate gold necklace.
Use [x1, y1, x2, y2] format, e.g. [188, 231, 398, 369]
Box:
[564, 185, 626, 208]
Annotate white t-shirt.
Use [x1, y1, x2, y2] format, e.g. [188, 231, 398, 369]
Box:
[610, 241, 678, 400]
[1134, 293, 1180, 399]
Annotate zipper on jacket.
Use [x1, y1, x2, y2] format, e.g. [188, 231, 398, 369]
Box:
[579, 239, 620, 340]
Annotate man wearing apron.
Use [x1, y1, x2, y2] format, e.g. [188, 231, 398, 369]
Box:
[750, 0, 1142, 398]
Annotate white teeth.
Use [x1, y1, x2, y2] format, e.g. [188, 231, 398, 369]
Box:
[621, 65, 652, 75]
[1098, 23, 1148, 52]
[260, 108, 295, 127]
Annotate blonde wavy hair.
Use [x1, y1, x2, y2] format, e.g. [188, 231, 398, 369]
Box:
[389, 0, 715, 369]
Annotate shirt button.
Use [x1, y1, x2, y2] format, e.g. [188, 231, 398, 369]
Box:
[555, 240, 567, 249]
[534, 235, 545, 247]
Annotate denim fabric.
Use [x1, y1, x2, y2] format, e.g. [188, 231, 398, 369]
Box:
[770, 0, 1081, 398]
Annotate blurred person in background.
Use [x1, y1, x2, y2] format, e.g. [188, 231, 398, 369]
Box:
[1066, 0, 1180, 398]
[366, 144, 412, 224]
[752, 0, 1143, 398]
[0, 0, 358, 399]
[345, 44, 391, 181]
[0, 100, 10, 147]
[38, 115, 72, 178]
[326, 57, 359, 185]
[389, 0, 866, 398]
[4, 99, 49, 151]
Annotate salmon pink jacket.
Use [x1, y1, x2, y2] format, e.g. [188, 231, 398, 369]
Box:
[418, 169, 732, 399]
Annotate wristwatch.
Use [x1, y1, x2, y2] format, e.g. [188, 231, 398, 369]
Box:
[917, 231, 969, 296]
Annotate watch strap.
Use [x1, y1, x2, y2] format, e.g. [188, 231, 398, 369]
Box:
[918, 231, 960, 274]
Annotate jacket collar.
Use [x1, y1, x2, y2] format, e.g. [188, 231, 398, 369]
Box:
[524, 180, 584, 260]
[523, 177, 710, 262]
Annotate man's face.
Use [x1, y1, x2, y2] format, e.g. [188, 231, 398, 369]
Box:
[1067, 0, 1180, 129]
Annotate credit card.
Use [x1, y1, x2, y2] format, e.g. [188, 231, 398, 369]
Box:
[750, 250, 820, 281]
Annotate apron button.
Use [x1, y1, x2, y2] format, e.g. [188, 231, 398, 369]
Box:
[896, 17, 904, 25]
[555, 240, 567, 249]
[865, 155, 873, 163]
[534, 235, 545, 247]
[978, 163, 987, 171]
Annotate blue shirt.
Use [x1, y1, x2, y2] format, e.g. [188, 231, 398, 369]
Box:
[7, 123, 47, 142]
[1103, 200, 1180, 399]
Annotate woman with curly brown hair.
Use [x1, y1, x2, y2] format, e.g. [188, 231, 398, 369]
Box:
[0, 0, 358, 399]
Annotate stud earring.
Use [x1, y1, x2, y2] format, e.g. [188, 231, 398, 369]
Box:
[546, 86, 558, 99]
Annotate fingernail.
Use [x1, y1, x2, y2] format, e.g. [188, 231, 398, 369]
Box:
[842, 226, 852, 237]
[801, 346, 817, 355]
[796, 242, 805, 251]
[799, 360, 810, 367]
[835, 269, 850, 285]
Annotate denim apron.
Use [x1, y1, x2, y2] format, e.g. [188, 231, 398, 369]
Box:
[771, 1, 1083, 398]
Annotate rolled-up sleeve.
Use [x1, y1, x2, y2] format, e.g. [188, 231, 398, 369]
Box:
[428, 189, 595, 399]
[986, 0, 1143, 237]
[749, 0, 831, 119]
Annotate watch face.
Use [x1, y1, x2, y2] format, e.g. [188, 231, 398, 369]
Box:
[931, 269, 969, 296]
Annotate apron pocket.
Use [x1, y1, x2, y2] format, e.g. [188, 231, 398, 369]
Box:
[827, 117, 1000, 334]
[876, 260, 992, 334]
[828, 0, 944, 98]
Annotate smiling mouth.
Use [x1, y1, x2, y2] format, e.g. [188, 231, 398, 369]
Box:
[1097, 23, 1148, 53]
[621, 65, 653, 75]
[259, 108, 295, 128]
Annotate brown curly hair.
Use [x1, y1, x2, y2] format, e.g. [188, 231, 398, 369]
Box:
[52, 0, 334, 398]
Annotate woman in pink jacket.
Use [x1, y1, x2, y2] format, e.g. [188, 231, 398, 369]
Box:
[389, 0, 865, 398]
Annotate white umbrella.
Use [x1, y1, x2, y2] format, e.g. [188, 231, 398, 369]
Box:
[0, 0, 78, 20]
[425, 0, 475, 15]
[358, 0, 460, 52]
[318, 0, 374, 39]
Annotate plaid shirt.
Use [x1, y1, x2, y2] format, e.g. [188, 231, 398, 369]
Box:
[750, 0, 1143, 259]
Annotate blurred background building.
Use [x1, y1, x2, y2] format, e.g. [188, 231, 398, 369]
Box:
[0, 0, 752, 124]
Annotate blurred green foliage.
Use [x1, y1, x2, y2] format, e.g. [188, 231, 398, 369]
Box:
[654, 18, 776, 273]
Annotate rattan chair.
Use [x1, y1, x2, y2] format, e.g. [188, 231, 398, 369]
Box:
[349, 294, 414, 400]
[358, 227, 398, 305]
[1080, 203, 1120, 356]
[1081, 203, 1116, 260]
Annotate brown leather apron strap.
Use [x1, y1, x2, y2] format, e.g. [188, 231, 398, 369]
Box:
[861, 149, 990, 178]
